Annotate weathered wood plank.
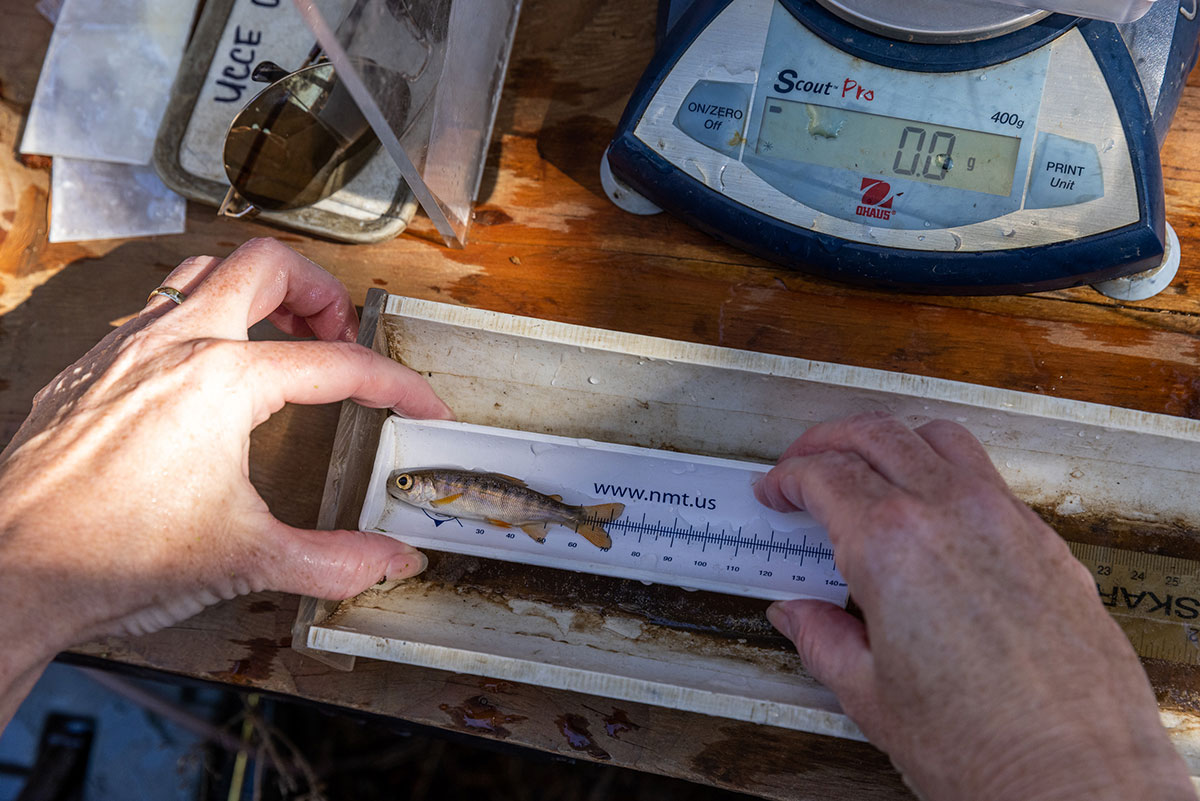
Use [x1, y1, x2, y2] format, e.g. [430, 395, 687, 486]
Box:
[69, 592, 910, 801]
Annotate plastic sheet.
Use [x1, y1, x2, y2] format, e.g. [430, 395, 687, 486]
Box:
[49, 158, 186, 243]
[21, 0, 200, 165]
[294, 0, 522, 246]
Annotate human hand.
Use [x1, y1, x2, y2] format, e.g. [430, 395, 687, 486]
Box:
[0, 239, 452, 709]
[754, 413, 1194, 801]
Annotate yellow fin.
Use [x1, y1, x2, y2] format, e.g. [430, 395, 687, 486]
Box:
[549, 494, 563, 502]
[430, 493, 463, 507]
[575, 503, 624, 550]
[486, 518, 513, 529]
[521, 523, 549, 543]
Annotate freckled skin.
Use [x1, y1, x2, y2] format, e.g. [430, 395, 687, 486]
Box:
[755, 413, 1194, 801]
[0, 239, 454, 729]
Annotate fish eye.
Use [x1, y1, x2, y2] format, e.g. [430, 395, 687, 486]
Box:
[394, 474, 413, 491]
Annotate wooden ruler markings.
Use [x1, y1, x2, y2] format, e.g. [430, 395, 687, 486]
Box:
[1068, 542, 1200, 665]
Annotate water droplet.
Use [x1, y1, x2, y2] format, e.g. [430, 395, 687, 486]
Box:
[1101, 138, 1115, 153]
[587, 376, 599, 385]
[917, 235, 926, 242]
[1004, 461, 1014, 469]
[1002, 228, 1016, 238]
[979, 74, 988, 81]
[923, 221, 932, 228]
[1070, 469, 1084, 479]
[1077, 431, 1086, 437]
[950, 233, 963, 251]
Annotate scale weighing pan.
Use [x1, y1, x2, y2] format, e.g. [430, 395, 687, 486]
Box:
[604, 0, 1200, 295]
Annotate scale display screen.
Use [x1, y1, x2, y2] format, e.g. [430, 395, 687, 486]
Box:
[755, 98, 1023, 197]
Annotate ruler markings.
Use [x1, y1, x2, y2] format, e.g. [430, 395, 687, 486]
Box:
[1068, 541, 1200, 667]
[592, 516, 834, 561]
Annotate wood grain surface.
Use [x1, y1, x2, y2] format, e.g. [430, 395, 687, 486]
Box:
[3, 0, 1200, 798]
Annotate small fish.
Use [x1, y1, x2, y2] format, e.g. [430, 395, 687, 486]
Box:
[386, 468, 624, 549]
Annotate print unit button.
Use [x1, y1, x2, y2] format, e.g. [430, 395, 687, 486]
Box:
[1025, 133, 1104, 210]
[674, 80, 752, 157]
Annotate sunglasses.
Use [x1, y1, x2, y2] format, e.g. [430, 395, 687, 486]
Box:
[219, 59, 382, 218]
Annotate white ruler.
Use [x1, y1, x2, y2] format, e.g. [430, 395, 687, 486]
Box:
[360, 418, 848, 604]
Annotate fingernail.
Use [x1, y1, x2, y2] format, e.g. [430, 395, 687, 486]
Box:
[765, 602, 794, 640]
[383, 549, 428, 581]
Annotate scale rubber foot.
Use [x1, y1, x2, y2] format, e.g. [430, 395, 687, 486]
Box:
[600, 147, 662, 216]
[1092, 223, 1180, 301]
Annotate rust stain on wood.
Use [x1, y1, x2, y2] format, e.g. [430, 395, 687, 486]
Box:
[439, 695, 527, 738]
[212, 636, 288, 684]
[17, 154, 50, 170]
[602, 708, 641, 739]
[555, 713, 610, 760]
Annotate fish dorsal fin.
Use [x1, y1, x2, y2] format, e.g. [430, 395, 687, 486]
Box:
[486, 473, 527, 487]
[548, 494, 562, 502]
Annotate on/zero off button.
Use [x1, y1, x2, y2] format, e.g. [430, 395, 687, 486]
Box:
[673, 80, 752, 157]
[1025, 133, 1104, 210]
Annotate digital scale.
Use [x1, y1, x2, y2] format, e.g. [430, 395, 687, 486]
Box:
[602, 0, 1200, 296]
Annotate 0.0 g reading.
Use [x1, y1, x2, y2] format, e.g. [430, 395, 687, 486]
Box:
[756, 98, 1022, 197]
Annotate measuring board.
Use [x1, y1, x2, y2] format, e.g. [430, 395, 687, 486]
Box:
[359, 418, 1200, 666]
[1070, 542, 1200, 666]
[360, 417, 847, 604]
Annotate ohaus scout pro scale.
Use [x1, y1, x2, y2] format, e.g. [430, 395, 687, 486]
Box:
[602, 0, 1200, 296]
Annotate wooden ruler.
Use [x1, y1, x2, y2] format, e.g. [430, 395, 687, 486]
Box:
[1070, 542, 1200, 665]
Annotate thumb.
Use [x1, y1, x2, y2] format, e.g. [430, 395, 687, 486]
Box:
[264, 524, 428, 599]
[767, 600, 875, 712]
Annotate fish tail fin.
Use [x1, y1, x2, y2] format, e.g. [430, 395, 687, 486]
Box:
[574, 503, 625, 549]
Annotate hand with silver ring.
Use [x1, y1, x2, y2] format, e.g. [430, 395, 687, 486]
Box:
[0, 239, 454, 727]
[147, 286, 187, 305]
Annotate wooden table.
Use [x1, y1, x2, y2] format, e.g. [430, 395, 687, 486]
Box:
[2, 2, 1200, 798]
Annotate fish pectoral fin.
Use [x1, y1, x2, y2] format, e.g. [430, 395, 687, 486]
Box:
[548, 494, 563, 502]
[520, 523, 549, 543]
[487, 473, 527, 487]
[430, 493, 463, 507]
[486, 518, 514, 529]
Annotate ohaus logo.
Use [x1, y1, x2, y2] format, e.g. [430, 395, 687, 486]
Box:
[856, 178, 901, 221]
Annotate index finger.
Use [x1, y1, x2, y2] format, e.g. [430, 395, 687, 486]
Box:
[245, 340, 455, 422]
[171, 238, 358, 342]
[778, 412, 950, 493]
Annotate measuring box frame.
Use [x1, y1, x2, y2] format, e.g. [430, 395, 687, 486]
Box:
[605, 0, 1200, 293]
[295, 290, 1200, 769]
